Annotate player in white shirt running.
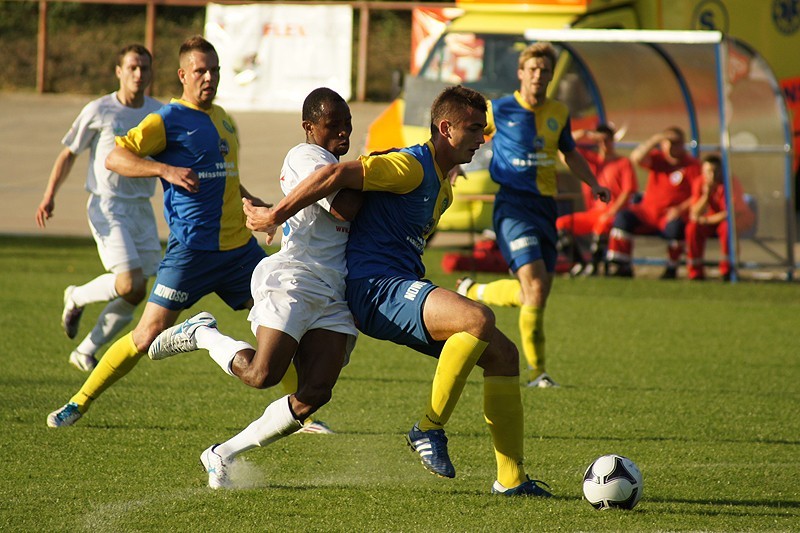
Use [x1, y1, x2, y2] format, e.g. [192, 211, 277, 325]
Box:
[35, 44, 163, 372]
[147, 87, 360, 489]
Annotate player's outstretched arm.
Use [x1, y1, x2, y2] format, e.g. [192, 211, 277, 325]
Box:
[245, 160, 365, 235]
[106, 146, 199, 193]
[35, 147, 77, 228]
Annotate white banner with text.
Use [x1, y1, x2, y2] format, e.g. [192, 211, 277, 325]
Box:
[205, 3, 353, 111]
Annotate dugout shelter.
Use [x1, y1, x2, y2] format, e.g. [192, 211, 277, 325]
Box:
[527, 29, 795, 281]
[416, 29, 795, 281]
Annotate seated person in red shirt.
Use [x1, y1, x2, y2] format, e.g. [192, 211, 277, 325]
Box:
[606, 126, 701, 279]
[686, 153, 756, 281]
[555, 124, 637, 276]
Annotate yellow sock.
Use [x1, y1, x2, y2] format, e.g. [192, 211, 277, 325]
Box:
[418, 332, 487, 431]
[70, 332, 143, 413]
[520, 305, 545, 380]
[484, 376, 526, 488]
[477, 279, 522, 307]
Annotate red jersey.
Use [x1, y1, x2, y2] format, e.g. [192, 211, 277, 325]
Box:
[580, 149, 638, 211]
[690, 175, 756, 232]
[641, 151, 700, 217]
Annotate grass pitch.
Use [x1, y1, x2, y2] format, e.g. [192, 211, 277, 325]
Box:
[1, 235, 798, 532]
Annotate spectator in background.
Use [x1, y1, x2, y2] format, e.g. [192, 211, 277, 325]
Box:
[35, 44, 163, 372]
[606, 126, 701, 278]
[685, 153, 755, 281]
[555, 124, 637, 276]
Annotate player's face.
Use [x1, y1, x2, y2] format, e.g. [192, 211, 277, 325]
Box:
[179, 50, 220, 109]
[444, 106, 487, 165]
[116, 52, 152, 96]
[518, 56, 553, 102]
[702, 161, 722, 186]
[661, 132, 686, 161]
[307, 100, 352, 159]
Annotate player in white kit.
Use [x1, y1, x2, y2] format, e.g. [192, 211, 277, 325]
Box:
[147, 87, 359, 488]
[35, 44, 163, 372]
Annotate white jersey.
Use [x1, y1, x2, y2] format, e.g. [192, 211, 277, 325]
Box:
[62, 92, 162, 199]
[273, 143, 351, 294]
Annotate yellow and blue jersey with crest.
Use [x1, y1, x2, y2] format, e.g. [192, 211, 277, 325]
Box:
[116, 98, 251, 251]
[487, 92, 575, 197]
[346, 140, 452, 279]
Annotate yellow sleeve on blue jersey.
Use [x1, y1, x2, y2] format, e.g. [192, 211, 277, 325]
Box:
[358, 151, 425, 194]
[485, 100, 496, 136]
[115, 113, 166, 157]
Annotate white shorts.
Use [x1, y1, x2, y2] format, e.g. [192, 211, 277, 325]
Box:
[87, 195, 161, 277]
[248, 258, 357, 363]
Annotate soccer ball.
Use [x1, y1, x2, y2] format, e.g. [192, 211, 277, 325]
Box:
[582, 454, 643, 510]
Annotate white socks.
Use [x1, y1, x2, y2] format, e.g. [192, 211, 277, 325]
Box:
[215, 395, 302, 461]
[70, 273, 119, 307]
[195, 326, 254, 377]
[76, 298, 136, 356]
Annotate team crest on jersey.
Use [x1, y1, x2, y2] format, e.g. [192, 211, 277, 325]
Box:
[547, 117, 559, 132]
[222, 119, 235, 133]
[219, 138, 230, 157]
[533, 136, 545, 151]
[669, 170, 684, 185]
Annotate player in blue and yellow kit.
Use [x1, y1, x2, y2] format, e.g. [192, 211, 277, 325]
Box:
[247, 85, 552, 497]
[46, 36, 269, 427]
[459, 43, 610, 388]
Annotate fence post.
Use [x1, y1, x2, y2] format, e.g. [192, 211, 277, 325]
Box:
[356, 2, 369, 102]
[37, 0, 48, 93]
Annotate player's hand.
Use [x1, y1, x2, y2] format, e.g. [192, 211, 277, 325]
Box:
[35, 198, 55, 228]
[448, 165, 466, 186]
[593, 185, 611, 204]
[245, 196, 273, 209]
[161, 166, 200, 193]
[243, 197, 279, 243]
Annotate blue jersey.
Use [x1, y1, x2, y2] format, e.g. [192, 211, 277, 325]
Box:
[116, 98, 251, 251]
[346, 141, 452, 280]
[487, 92, 575, 197]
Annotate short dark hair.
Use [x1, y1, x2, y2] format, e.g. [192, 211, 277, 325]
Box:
[303, 87, 347, 123]
[703, 153, 722, 167]
[596, 123, 615, 138]
[117, 44, 151, 66]
[430, 85, 487, 136]
[664, 126, 685, 142]
[179, 35, 217, 60]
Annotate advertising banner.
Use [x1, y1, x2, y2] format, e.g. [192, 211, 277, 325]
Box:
[206, 3, 353, 111]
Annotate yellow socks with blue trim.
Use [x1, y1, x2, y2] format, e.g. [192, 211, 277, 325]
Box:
[484, 375, 526, 488]
[470, 279, 521, 307]
[418, 332, 487, 431]
[70, 332, 144, 413]
[520, 304, 546, 381]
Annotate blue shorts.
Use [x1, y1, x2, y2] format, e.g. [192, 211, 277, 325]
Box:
[493, 189, 558, 273]
[345, 276, 445, 358]
[149, 235, 266, 311]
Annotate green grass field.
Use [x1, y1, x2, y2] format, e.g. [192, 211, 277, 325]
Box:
[1, 235, 798, 532]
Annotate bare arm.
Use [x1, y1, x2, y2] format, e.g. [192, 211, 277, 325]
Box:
[630, 133, 663, 168]
[243, 159, 365, 237]
[35, 147, 77, 228]
[105, 145, 199, 193]
[563, 149, 611, 203]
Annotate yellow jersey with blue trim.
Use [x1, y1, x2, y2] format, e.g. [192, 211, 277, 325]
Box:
[346, 140, 452, 279]
[115, 98, 251, 251]
[486, 92, 575, 197]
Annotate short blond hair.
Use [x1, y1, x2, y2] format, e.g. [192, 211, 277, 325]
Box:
[518, 42, 557, 70]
